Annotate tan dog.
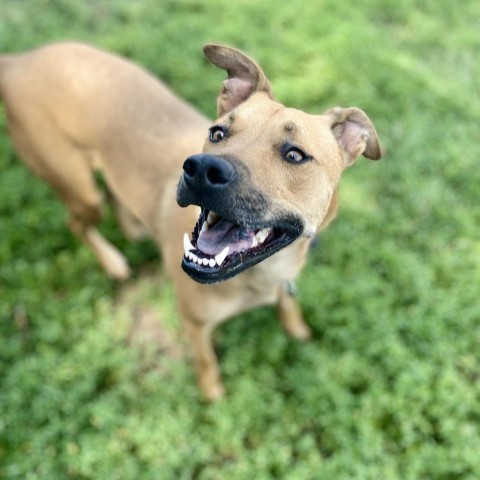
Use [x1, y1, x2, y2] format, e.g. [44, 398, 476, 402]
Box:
[0, 43, 381, 400]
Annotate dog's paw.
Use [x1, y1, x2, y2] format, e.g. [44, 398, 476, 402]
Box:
[285, 321, 312, 342]
[201, 379, 225, 402]
[85, 227, 131, 280]
[101, 251, 131, 280]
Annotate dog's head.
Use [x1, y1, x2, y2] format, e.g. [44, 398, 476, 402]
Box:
[177, 45, 381, 284]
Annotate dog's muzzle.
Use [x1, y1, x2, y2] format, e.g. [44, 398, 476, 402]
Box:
[176, 154, 302, 284]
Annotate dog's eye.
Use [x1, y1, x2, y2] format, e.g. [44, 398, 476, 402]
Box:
[286, 149, 304, 162]
[209, 126, 227, 143]
[282, 144, 310, 164]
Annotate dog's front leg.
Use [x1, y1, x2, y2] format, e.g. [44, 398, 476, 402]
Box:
[277, 284, 311, 341]
[182, 318, 224, 401]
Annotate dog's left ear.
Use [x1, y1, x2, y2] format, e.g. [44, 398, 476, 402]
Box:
[328, 107, 382, 165]
[204, 44, 274, 116]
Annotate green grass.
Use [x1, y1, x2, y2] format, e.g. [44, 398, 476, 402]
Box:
[1, 0, 480, 478]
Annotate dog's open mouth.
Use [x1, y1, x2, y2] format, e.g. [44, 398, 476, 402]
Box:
[182, 208, 300, 283]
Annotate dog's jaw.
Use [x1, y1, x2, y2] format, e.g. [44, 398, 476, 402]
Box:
[181, 207, 302, 284]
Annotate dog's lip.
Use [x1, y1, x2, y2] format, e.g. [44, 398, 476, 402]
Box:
[181, 208, 302, 284]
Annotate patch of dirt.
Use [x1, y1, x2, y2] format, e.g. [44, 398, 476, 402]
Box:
[126, 306, 183, 360]
[115, 270, 185, 361]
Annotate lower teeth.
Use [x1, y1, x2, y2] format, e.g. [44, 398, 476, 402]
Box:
[184, 243, 230, 268]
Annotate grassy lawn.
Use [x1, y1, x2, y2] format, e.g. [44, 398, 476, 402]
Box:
[1, 0, 479, 478]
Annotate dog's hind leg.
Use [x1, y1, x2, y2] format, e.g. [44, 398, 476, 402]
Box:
[7, 123, 130, 280]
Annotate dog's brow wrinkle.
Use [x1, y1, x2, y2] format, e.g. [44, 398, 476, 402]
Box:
[284, 121, 296, 133]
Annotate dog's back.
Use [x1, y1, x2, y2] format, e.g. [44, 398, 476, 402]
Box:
[0, 53, 18, 105]
[0, 42, 208, 279]
[0, 42, 208, 227]
[1, 42, 205, 146]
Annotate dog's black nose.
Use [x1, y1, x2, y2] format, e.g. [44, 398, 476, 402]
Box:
[182, 154, 236, 192]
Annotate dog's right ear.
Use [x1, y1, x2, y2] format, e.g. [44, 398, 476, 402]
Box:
[203, 44, 274, 116]
[327, 107, 382, 165]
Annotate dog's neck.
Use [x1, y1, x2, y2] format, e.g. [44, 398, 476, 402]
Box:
[242, 237, 311, 290]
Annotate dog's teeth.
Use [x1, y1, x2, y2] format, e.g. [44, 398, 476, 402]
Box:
[187, 252, 200, 264]
[251, 236, 258, 248]
[183, 233, 194, 253]
[215, 246, 229, 266]
[209, 258, 216, 268]
[255, 228, 270, 244]
[202, 258, 209, 266]
[207, 211, 219, 226]
[201, 222, 208, 232]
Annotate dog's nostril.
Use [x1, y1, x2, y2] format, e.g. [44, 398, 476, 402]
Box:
[183, 159, 197, 178]
[206, 166, 230, 185]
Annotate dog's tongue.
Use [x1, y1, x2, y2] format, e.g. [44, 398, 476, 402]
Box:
[197, 218, 255, 256]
